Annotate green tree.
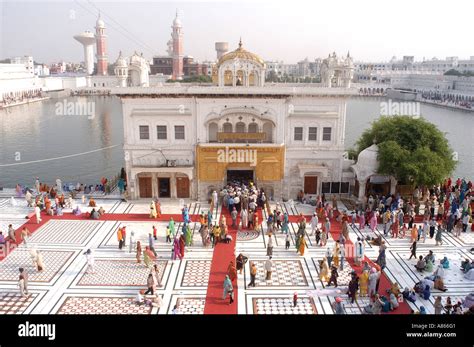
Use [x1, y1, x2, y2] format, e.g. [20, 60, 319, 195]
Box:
[444, 69, 462, 76]
[355, 116, 456, 186]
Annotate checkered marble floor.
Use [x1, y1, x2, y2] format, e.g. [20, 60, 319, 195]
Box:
[0, 200, 217, 314]
[0, 292, 38, 314]
[181, 260, 211, 287]
[249, 260, 308, 287]
[0, 198, 472, 315]
[28, 220, 101, 246]
[252, 297, 317, 314]
[174, 297, 206, 314]
[56, 296, 152, 314]
[0, 248, 75, 283]
[76, 259, 167, 287]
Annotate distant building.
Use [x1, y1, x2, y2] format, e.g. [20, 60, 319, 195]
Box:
[150, 55, 208, 78]
[118, 43, 356, 201]
[34, 64, 50, 76]
[11, 56, 34, 76]
[49, 62, 67, 74]
[0, 63, 42, 104]
[320, 52, 354, 88]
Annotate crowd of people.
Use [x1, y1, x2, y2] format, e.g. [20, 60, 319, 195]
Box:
[420, 91, 473, 110]
[1, 89, 44, 107]
[3, 173, 473, 315]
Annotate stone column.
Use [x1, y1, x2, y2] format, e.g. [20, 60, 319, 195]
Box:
[390, 177, 397, 195]
[152, 173, 158, 198]
[171, 173, 177, 199]
[358, 179, 366, 201]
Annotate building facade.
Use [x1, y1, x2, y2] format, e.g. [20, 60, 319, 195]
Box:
[116, 44, 356, 201]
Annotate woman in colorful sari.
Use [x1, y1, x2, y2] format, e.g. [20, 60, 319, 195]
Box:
[227, 261, 237, 281]
[319, 257, 330, 282]
[298, 235, 307, 256]
[411, 225, 418, 242]
[168, 218, 175, 237]
[150, 201, 157, 219]
[185, 224, 193, 246]
[179, 234, 186, 258]
[172, 237, 182, 260]
[370, 212, 377, 232]
[155, 199, 161, 218]
[359, 269, 369, 297]
[223, 275, 234, 304]
[143, 246, 155, 268]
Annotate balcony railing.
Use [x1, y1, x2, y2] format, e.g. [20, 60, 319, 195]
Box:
[216, 132, 267, 143]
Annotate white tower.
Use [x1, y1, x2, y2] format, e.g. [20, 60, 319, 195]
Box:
[73, 31, 95, 75]
[95, 14, 108, 76]
[114, 51, 128, 87]
[215, 42, 229, 60]
[171, 10, 184, 80]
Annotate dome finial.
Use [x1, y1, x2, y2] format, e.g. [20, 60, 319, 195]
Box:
[239, 37, 242, 49]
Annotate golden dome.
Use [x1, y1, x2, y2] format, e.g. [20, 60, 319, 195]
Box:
[217, 39, 265, 67]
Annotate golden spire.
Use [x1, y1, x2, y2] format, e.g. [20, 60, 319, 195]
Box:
[239, 37, 242, 49]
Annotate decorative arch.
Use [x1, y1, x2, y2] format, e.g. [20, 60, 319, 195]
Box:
[208, 122, 218, 142]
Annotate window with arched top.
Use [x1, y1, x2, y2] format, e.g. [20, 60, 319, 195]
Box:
[263, 122, 273, 143]
[223, 122, 233, 133]
[235, 122, 246, 133]
[248, 123, 258, 133]
[208, 122, 218, 142]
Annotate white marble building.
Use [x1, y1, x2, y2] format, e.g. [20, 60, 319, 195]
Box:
[113, 44, 357, 201]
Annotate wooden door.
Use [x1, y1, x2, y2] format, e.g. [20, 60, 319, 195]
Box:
[176, 176, 190, 198]
[138, 177, 152, 198]
[304, 176, 317, 194]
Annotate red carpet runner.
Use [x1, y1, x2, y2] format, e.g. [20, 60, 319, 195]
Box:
[289, 211, 411, 314]
[0, 212, 193, 261]
[204, 206, 239, 314]
[326, 213, 411, 314]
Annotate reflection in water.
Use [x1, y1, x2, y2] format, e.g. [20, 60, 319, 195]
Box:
[0, 96, 124, 188]
[0, 95, 472, 188]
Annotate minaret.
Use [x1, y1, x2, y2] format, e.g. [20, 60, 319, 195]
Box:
[95, 13, 108, 76]
[171, 10, 184, 80]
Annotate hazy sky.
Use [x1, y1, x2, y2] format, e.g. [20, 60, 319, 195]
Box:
[0, 0, 472, 64]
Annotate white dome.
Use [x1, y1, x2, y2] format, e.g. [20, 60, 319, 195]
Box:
[115, 52, 127, 68]
[173, 11, 182, 27]
[96, 16, 105, 28]
[173, 17, 182, 27]
[357, 144, 379, 168]
[351, 144, 379, 180]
